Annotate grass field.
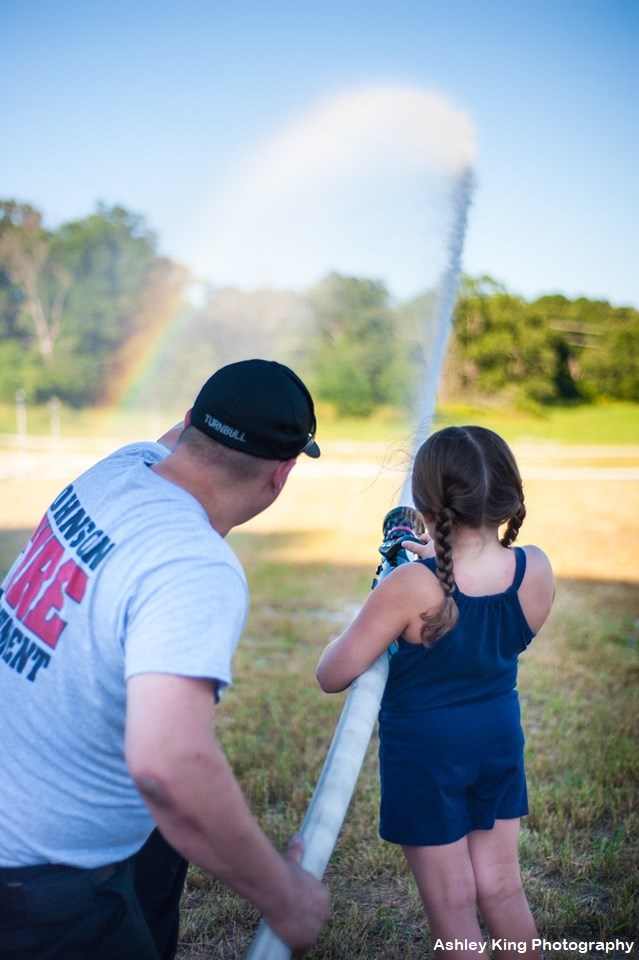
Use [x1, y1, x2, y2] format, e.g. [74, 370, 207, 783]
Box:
[1, 398, 638, 445]
[0, 404, 637, 959]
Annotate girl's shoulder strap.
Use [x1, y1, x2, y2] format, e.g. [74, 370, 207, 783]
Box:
[511, 545, 527, 590]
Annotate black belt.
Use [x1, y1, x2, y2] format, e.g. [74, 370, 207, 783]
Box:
[0, 861, 121, 911]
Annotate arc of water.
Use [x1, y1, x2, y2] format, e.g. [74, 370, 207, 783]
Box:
[400, 166, 474, 503]
[245, 167, 474, 960]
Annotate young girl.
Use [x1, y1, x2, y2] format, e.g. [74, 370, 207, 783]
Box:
[316, 426, 554, 960]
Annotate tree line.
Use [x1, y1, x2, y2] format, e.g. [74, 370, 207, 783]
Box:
[1, 200, 637, 416]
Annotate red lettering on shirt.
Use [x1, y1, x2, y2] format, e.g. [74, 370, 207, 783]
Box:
[5, 534, 64, 620]
[23, 559, 88, 649]
[4, 519, 88, 649]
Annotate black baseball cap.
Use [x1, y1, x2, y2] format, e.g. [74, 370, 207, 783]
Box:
[190, 359, 320, 460]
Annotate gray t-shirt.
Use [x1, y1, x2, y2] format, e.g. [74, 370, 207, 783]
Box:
[0, 442, 247, 867]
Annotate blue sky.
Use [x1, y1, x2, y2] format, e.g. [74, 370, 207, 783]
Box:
[3, 0, 638, 307]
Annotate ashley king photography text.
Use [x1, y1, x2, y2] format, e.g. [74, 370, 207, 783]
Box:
[433, 938, 636, 956]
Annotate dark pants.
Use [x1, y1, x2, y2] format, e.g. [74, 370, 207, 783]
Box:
[133, 830, 190, 960]
[0, 832, 189, 960]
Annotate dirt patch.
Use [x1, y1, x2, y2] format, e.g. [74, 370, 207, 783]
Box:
[1, 443, 637, 583]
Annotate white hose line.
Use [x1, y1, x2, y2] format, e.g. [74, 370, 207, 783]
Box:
[245, 653, 390, 960]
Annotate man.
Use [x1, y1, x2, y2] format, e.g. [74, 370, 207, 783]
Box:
[0, 359, 330, 959]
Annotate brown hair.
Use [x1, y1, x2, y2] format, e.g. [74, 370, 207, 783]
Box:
[179, 425, 271, 482]
[411, 426, 525, 645]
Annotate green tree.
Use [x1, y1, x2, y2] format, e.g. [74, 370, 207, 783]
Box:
[53, 204, 182, 405]
[446, 277, 569, 408]
[0, 201, 188, 406]
[0, 201, 70, 361]
[306, 272, 416, 416]
[583, 305, 639, 401]
[533, 295, 639, 402]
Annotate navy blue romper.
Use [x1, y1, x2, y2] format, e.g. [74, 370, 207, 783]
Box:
[378, 547, 534, 846]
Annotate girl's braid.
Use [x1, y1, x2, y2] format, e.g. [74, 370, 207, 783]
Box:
[412, 424, 526, 646]
[434, 507, 456, 597]
[500, 499, 526, 548]
[420, 506, 459, 646]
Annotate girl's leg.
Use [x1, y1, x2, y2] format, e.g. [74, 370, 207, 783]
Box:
[467, 819, 540, 960]
[402, 839, 486, 960]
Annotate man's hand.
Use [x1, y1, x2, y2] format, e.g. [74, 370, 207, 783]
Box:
[264, 835, 330, 956]
[126, 675, 330, 955]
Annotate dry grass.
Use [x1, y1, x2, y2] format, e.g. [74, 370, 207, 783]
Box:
[0, 436, 637, 959]
[169, 541, 638, 959]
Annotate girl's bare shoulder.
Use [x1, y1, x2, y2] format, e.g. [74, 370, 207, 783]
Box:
[519, 544, 555, 632]
[521, 543, 554, 578]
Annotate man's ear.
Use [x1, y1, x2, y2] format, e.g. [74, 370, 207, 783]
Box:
[272, 458, 297, 492]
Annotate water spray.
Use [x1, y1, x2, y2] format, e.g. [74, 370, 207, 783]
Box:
[401, 166, 474, 502]
[245, 164, 474, 960]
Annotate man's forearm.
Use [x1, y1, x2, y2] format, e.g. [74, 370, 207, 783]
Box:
[133, 737, 297, 921]
[125, 673, 329, 951]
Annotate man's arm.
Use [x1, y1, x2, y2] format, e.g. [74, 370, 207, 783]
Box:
[125, 673, 329, 954]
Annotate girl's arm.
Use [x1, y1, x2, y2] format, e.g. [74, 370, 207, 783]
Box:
[316, 562, 439, 693]
[519, 544, 555, 633]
